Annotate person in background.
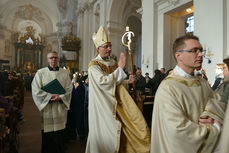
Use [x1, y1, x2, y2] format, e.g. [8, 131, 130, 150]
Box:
[32, 51, 72, 153]
[135, 68, 146, 111]
[135, 68, 146, 94]
[83, 75, 89, 138]
[150, 35, 225, 153]
[148, 69, 163, 96]
[24, 73, 32, 91]
[160, 67, 166, 79]
[66, 73, 85, 141]
[215, 58, 229, 105]
[212, 64, 224, 90]
[145, 72, 151, 86]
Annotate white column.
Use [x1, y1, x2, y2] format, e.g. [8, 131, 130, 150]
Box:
[194, 0, 224, 84]
[107, 22, 124, 60]
[142, 0, 155, 77]
[77, 12, 83, 71]
[227, 0, 229, 57]
[82, 9, 90, 71]
[88, 5, 94, 62]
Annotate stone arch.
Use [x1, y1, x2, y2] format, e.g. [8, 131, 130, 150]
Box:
[0, 1, 59, 34]
[107, 0, 142, 70]
[92, 2, 100, 34]
[0, 0, 60, 68]
[107, 0, 127, 26]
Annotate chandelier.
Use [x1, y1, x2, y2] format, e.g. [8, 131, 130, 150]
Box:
[61, 22, 81, 51]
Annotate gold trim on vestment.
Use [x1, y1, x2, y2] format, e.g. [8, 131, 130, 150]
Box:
[116, 85, 151, 153]
[112, 72, 116, 116]
[197, 125, 210, 153]
[205, 109, 224, 121]
[115, 123, 121, 153]
[88, 60, 118, 74]
[165, 76, 201, 87]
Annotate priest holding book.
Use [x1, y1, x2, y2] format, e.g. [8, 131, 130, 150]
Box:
[32, 51, 72, 153]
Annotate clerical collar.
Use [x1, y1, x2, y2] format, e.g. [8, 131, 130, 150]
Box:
[98, 54, 110, 61]
[174, 65, 193, 78]
[48, 66, 59, 71]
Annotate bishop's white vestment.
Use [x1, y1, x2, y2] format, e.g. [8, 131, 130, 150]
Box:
[86, 55, 150, 153]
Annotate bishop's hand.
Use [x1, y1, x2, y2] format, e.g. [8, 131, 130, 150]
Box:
[118, 52, 126, 69]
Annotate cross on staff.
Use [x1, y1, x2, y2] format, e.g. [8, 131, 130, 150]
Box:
[121, 26, 135, 75]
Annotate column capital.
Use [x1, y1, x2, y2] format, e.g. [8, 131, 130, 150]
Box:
[136, 7, 143, 15]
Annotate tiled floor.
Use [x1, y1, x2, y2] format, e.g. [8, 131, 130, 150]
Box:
[19, 91, 86, 153]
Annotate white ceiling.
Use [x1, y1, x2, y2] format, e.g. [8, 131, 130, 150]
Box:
[0, 0, 60, 34]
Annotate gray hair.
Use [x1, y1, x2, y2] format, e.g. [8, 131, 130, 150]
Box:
[47, 51, 58, 58]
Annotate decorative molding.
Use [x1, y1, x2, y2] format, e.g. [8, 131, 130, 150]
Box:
[168, 0, 180, 5]
[57, 0, 68, 13]
[76, 1, 96, 16]
[136, 7, 143, 15]
[128, 0, 141, 8]
[154, 0, 167, 6]
[107, 21, 124, 34]
[14, 4, 44, 21]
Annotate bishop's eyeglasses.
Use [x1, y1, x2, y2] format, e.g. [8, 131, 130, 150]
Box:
[178, 48, 205, 55]
[100, 44, 112, 49]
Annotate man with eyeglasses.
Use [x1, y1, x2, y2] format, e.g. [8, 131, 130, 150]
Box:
[86, 26, 150, 153]
[150, 35, 225, 153]
[32, 51, 72, 153]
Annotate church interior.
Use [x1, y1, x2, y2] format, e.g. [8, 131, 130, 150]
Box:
[0, 0, 228, 152]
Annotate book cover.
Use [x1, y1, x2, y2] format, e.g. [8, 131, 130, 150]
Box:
[41, 79, 66, 94]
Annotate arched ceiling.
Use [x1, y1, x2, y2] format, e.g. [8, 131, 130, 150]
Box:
[0, 0, 60, 34]
[108, 0, 141, 26]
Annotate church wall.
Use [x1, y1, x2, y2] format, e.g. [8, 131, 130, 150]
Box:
[194, 0, 225, 84]
[142, 0, 155, 77]
[77, 12, 84, 71]
[227, 0, 229, 58]
[45, 33, 59, 66]
[0, 26, 14, 70]
[0, 35, 5, 59]
[141, 0, 192, 77]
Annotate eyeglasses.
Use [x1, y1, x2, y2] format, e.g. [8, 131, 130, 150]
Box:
[48, 56, 58, 59]
[178, 48, 205, 54]
[100, 44, 112, 49]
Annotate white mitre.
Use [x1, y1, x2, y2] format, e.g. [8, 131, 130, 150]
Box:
[92, 26, 110, 48]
